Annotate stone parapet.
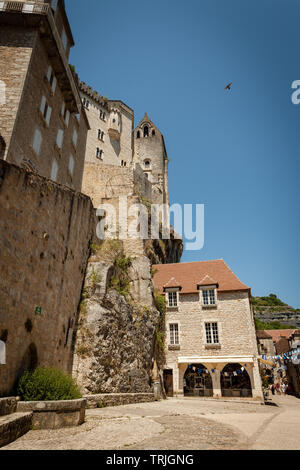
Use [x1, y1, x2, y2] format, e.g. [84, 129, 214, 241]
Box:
[17, 398, 86, 429]
[84, 393, 156, 408]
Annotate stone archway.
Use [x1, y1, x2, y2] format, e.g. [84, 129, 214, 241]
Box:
[184, 364, 213, 397]
[221, 363, 252, 398]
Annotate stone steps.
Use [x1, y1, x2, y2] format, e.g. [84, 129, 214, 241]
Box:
[0, 411, 33, 448]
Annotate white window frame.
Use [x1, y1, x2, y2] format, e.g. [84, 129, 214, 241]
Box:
[40, 96, 52, 126]
[61, 27, 68, 51]
[72, 128, 78, 148]
[199, 286, 217, 306]
[50, 159, 58, 182]
[32, 128, 42, 156]
[166, 290, 179, 308]
[46, 65, 57, 94]
[68, 154, 75, 177]
[205, 322, 219, 345]
[61, 102, 70, 127]
[56, 129, 64, 150]
[0, 340, 6, 365]
[169, 323, 180, 346]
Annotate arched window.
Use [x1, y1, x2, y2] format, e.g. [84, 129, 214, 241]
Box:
[152, 130, 155, 136]
[144, 126, 149, 138]
[137, 131, 140, 139]
[144, 160, 151, 169]
[145, 173, 149, 180]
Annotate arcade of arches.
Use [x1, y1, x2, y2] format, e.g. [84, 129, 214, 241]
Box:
[164, 360, 262, 400]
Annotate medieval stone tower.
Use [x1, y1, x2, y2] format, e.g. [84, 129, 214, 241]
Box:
[133, 113, 169, 205]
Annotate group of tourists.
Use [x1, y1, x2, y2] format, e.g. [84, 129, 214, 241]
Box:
[269, 382, 293, 396]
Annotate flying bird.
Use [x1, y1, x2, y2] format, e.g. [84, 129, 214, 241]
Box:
[224, 82, 232, 91]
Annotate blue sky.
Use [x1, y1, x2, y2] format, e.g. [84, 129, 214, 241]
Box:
[67, 0, 300, 308]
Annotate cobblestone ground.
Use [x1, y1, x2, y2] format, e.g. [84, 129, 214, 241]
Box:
[2, 395, 300, 450]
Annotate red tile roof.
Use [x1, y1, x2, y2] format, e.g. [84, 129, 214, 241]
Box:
[153, 260, 250, 294]
[257, 330, 273, 340]
[265, 329, 296, 343]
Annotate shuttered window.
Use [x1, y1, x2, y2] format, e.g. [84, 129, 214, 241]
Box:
[32, 128, 42, 156]
[56, 129, 64, 150]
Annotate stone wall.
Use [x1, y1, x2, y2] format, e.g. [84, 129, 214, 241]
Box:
[84, 393, 155, 408]
[0, 160, 95, 396]
[0, 25, 36, 160]
[80, 86, 133, 168]
[81, 162, 152, 207]
[165, 291, 258, 360]
[4, 30, 88, 192]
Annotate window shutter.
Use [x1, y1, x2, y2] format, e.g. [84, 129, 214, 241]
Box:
[45, 106, 52, 126]
[51, 76, 57, 94]
[65, 110, 70, 127]
[72, 129, 78, 147]
[56, 129, 64, 149]
[69, 154, 75, 176]
[47, 66, 52, 82]
[40, 96, 46, 115]
[51, 159, 58, 182]
[33, 129, 42, 156]
[61, 28, 68, 50]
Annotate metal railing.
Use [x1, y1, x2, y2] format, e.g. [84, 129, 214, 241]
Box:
[0, 1, 49, 14]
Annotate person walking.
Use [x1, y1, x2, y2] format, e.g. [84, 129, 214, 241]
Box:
[276, 382, 281, 395]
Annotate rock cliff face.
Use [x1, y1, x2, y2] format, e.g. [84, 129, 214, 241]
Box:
[72, 235, 182, 395]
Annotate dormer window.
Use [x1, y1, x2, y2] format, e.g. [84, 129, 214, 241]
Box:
[144, 126, 149, 138]
[199, 287, 217, 307]
[202, 289, 216, 305]
[167, 291, 178, 308]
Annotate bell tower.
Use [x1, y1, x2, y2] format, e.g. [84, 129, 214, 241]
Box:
[133, 113, 169, 205]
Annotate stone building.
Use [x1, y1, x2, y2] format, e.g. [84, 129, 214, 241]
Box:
[153, 260, 263, 400]
[78, 80, 134, 168]
[0, 160, 96, 396]
[287, 330, 300, 397]
[257, 330, 276, 357]
[0, 0, 89, 191]
[133, 113, 169, 205]
[77, 80, 169, 206]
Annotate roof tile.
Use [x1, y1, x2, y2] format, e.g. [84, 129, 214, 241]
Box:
[153, 260, 250, 294]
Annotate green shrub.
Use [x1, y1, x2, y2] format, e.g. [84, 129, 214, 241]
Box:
[154, 292, 166, 315]
[17, 367, 82, 401]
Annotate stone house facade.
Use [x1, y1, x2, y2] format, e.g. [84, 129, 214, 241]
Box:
[257, 330, 276, 357]
[0, 0, 89, 191]
[153, 260, 263, 401]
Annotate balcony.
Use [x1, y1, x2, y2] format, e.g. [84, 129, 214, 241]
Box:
[0, 1, 49, 14]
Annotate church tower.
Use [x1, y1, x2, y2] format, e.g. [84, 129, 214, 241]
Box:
[133, 113, 169, 205]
